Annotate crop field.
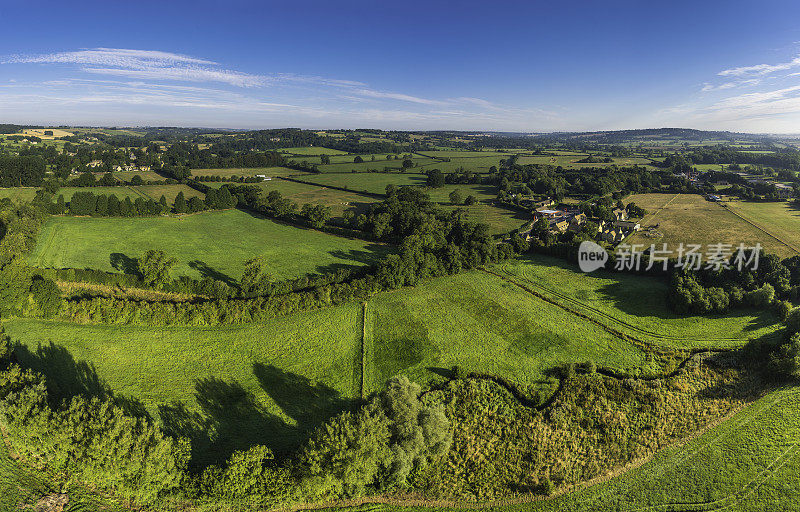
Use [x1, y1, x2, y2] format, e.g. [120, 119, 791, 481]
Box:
[289, 153, 408, 165]
[28, 209, 390, 280]
[726, 200, 800, 255]
[499, 254, 782, 348]
[515, 155, 655, 168]
[624, 193, 797, 258]
[191, 166, 299, 178]
[416, 150, 519, 158]
[0, 187, 39, 202]
[438, 203, 530, 234]
[417, 156, 507, 172]
[298, 172, 427, 194]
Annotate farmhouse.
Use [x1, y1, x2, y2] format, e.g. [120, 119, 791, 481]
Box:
[613, 220, 641, 231]
[612, 208, 628, 221]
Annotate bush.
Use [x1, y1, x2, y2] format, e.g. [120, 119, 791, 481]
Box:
[744, 283, 775, 308]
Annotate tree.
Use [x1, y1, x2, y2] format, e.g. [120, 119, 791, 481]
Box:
[448, 189, 462, 205]
[240, 257, 273, 297]
[174, 191, 188, 214]
[188, 196, 205, 213]
[464, 195, 477, 206]
[137, 250, 177, 289]
[426, 169, 445, 188]
[354, 156, 364, 164]
[320, 155, 331, 165]
[771, 332, 800, 379]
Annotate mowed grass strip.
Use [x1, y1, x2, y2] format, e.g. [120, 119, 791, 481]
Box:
[5, 304, 364, 464]
[624, 193, 796, 258]
[437, 203, 530, 234]
[28, 209, 390, 280]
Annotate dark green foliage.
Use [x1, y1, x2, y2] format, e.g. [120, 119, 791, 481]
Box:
[0, 327, 190, 505]
[199, 445, 292, 505]
[770, 332, 800, 379]
[174, 191, 188, 214]
[299, 375, 451, 498]
[137, 250, 177, 290]
[28, 276, 62, 318]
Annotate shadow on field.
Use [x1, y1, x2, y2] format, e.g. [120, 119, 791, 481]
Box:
[160, 377, 299, 471]
[12, 341, 149, 418]
[109, 252, 139, 275]
[188, 260, 238, 287]
[253, 363, 351, 432]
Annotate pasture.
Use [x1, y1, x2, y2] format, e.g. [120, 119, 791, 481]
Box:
[209, 179, 379, 221]
[726, 199, 800, 255]
[278, 146, 350, 155]
[298, 172, 427, 194]
[0, 187, 39, 202]
[423, 183, 499, 204]
[438, 203, 529, 234]
[315, 157, 427, 173]
[624, 193, 797, 258]
[500, 254, 782, 348]
[56, 184, 203, 204]
[28, 209, 389, 281]
[191, 166, 299, 178]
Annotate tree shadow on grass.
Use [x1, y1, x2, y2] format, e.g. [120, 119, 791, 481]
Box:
[188, 260, 238, 287]
[12, 341, 149, 418]
[109, 252, 139, 276]
[159, 376, 301, 471]
[252, 363, 353, 433]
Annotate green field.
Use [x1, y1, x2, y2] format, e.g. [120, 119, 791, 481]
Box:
[439, 203, 530, 234]
[278, 146, 350, 155]
[0, 187, 39, 202]
[315, 158, 428, 173]
[624, 193, 798, 258]
[500, 254, 782, 348]
[423, 183, 499, 204]
[191, 166, 300, 178]
[28, 209, 389, 281]
[56, 184, 204, 204]
[298, 172, 427, 194]
[726, 200, 800, 255]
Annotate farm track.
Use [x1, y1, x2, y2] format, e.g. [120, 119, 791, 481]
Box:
[493, 264, 747, 345]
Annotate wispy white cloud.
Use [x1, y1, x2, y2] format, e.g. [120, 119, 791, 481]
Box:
[719, 55, 800, 77]
[0, 48, 559, 130]
[4, 48, 267, 87]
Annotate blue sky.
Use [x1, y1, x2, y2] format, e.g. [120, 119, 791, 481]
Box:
[3, 0, 800, 132]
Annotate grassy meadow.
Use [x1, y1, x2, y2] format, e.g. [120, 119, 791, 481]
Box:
[726, 199, 800, 255]
[624, 193, 798, 258]
[500, 254, 782, 348]
[297, 172, 427, 194]
[28, 209, 389, 281]
[0, 187, 39, 202]
[191, 166, 299, 178]
[55, 184, 204, 205]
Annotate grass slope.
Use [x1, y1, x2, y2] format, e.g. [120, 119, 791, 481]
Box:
[28, 209, 389, 281]
[500, 255, 782, 348]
